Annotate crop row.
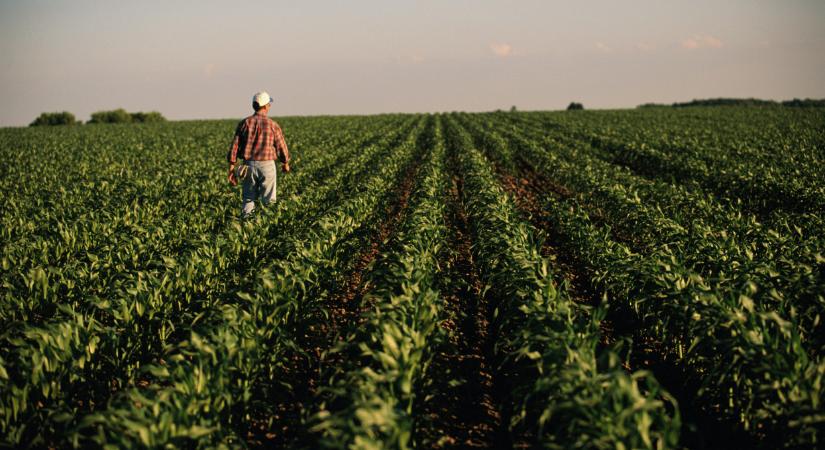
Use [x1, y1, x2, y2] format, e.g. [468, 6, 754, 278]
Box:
[524, 109, 825, 216]
[1, 108, 821, 447]
[58, 116, 431, 447]
[0, 115, 413, 325]
[458, 112, 823, 446]
[465, 112, 825, 354]
[0, 116, 422, 446]
[445, 115, 681, 448]
[310, 116, 449, 448]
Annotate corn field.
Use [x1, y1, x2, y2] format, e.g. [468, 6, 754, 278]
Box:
[1, 107, 823, 448]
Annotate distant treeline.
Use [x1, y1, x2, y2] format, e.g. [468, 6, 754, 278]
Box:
[29, 112, 81, 126]
[88, 109, 166, 124]
[30, 109, 167, 126]
[638, 98, 825, 108]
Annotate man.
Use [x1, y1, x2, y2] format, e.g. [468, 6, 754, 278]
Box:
[227, 91, 291, 217]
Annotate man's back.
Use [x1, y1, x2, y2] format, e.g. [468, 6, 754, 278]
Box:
[227, 112, 289, 164]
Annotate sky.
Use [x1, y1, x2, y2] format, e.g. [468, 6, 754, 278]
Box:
[1, 0, 824, 126]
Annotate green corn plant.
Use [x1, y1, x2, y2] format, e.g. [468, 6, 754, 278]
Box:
[446, 115, 681, 449]
[64, 117, 429, 448]
[311, 116, 448, 449]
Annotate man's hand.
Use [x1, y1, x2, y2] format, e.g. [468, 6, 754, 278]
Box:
[282, 162, 291, 173]
[228, 166, 238, 186]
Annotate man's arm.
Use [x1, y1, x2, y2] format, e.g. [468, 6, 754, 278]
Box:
[272, 121, 291, 172]
[227, 120, 245, 185]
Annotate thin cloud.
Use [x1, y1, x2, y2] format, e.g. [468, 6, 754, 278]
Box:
[681, 35, 723, 50]
[203, 63, 216, 78]
[490, 43, 513, 57]
[394, 54, 426, 65]
[595, 42, 612, 53]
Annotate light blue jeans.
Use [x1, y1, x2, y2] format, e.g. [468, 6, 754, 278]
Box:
[241, 160, 277, 217]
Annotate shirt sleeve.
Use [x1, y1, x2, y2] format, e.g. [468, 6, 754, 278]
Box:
[227, 120, 246, 164]
[272, 121, 290, 163]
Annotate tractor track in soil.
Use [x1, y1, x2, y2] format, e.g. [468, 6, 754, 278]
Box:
[244, 147, 425, 448]
[494, 156, 759, 450]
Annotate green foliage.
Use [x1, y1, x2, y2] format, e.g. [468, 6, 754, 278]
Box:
[311, 116, 448, 449]
[87, 109, 166, 124]
[0, 107, 822, 448]
[782, 98, 825, 108]
[447, 115, 680, 448]
[29, 111, 79, 126]
[130, 111, 167, 123]
[638, 97, 825, 108]
[471, 107, 825, 447]
[673, 98, 778, 107]
[0, 113, 417, 447]
[566, 102, 584, 111]
[87, 108, 133, 124]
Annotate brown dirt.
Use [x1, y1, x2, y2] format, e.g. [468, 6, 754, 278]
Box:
[414, 145, 516, 448]
[498, 160, 598, 312]
[328, 157, 418, 331]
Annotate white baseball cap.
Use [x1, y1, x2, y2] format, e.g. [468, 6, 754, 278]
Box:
[252, 91, 273, 106]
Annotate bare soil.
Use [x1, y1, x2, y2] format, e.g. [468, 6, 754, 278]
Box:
[498, 160, 599, 313]
[415, 169, 507, 448]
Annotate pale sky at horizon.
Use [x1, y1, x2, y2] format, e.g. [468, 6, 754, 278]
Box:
[1, 0, 824, 126]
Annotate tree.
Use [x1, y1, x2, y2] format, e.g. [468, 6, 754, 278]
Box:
[781, 98, 825, 108]
[29, 111, 79, 126]
[88, 109, 167, 124]
[130, 111, 167, 123]
[88, 108, 133, 124]
[567, 102, 584, 111]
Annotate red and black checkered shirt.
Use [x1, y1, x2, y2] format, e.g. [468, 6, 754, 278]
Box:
[227, 111, 290, 164]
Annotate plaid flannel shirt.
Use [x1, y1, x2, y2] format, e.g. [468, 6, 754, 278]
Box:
[227, 111, 290, 164]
